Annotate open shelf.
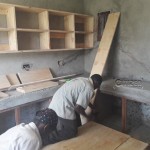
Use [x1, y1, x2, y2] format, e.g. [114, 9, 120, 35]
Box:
[0, 5, 18, 51]
[75, 15, 94, 49]
[49, 12, 75, 49]
[0, 3, 94, 53]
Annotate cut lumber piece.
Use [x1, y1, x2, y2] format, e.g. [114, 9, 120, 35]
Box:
[16, 81, 58, 93]
[6, 74, 20, 85]
[42, 122, 147, 150]
[116, 138, 148, 150]
[18, 68, 53, 83]
[0, 92, 9, 98]
[2, 73, 80, 92]
[80, 89, 97, 125]
[0, 75, 11, 90]
[17, 68, 57, 93]
[90, 12, 120, 76]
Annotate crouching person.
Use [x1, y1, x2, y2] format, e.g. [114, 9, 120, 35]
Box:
[0, 108, 58, 150]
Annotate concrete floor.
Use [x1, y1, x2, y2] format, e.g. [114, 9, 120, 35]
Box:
[100, 115, 150, 144]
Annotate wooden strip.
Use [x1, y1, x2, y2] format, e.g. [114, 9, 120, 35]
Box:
[6, 74, 20, 85]
[0, 75, 11, 90]
[116, 138, 148, 150]
[39, 11, 49, 49]
[90, 12, 120, 76]
[17, 28, 48, 32]
[0, 8, 8, 14]
[122, 97, 127, 133]
[0, 44, 10, 51]
[17, 81, 58, 93]
[18, 68, 53, 83]
[0, 92, 9, 98]
[0, 73, 80, 92]
[0, 28, 14, 31]
[15, 107, 20, 125]
[7, 7, 18, 51]
[50, 32, 66, 39]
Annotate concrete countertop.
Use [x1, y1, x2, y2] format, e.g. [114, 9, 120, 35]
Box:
[0, 85, 61, 112]
[101, 79, 150, 105]
[1, 78, 150, 112]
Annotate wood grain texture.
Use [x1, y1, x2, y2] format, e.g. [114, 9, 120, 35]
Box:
[18, 68, 53, 83]
[90, 12, 120, 76]
[17, 68, 58, 93]
[0, 75, 11, 90]
[16, 81, 58, 93]
[42, 122, 147, 150]
[116, 138, 148, 150]
[6, 74, 20, 85]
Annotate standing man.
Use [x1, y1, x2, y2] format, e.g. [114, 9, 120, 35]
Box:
[48, 74, 102, 144]
[0, 108, 58, 150]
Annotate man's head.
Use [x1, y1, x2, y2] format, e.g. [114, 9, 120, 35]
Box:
[91, 74, 102, 89]
[34, 108, 58, 134]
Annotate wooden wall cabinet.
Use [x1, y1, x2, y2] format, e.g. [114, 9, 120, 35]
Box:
[0, 3, 94, 53]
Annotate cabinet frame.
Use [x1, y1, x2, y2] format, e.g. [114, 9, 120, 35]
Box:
[0, 3, 94, 53]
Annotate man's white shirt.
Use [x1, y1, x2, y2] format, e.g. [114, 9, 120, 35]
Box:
[49, 77, 94, 120]
[0, 122, 42, 150]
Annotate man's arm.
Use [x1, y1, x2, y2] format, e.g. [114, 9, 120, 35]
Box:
[75, 104, 90, 119]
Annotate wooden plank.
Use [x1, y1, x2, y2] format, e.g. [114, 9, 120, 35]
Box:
[17, 81, 58, 93]
[64, 15, 74, 31]
[65, 32, 75, 49]
[17, 68, 58, 93]
[90, 12, 120, 76]
[0, 44, 10, 51]
[85, 17, 94, 32]
[7, 7, 18, 51]
[0, 91, 9, 98]
[50, 32, 66, 39]
[39, 11, 49, 49]
[85, 33, 94, 48]
[18, 68, 53, 84]
[42, 122, 130, 150]
[116, 138, 148, 150]
[15, 107, 20, 125]
[122, 97, 127, 133]
[0, 75, 11, 90]
[0, 28, 14, 31]
[17, 28, 48, 32]
[6, 74, 20, 85]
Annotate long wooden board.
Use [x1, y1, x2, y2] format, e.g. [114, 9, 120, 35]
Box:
[90, 12, 120, 76]
[18, 68, 53, 83]
[17, 68, 57, 93]
[42, 122, 147, 150]
[0, 75, 11, 90]
[17, 81, 58, 93]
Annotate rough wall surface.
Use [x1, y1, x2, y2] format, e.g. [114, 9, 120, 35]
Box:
[83, 0, 150, 127]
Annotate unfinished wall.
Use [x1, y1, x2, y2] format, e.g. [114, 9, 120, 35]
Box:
[0, 0, 85, 133]
[83, 0, 150, 127]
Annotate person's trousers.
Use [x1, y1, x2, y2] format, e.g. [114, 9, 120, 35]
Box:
[48, 117, 78, 144]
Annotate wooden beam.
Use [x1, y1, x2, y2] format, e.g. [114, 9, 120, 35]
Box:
[90, 12, 120, 76]
[122, 97, 127, 133]
[15, 107, 21, 125]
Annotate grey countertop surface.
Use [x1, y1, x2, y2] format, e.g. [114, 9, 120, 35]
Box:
[100, 79, 150, 105]
[1, 78, 150, 112]
[0, 85, 61, 112]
